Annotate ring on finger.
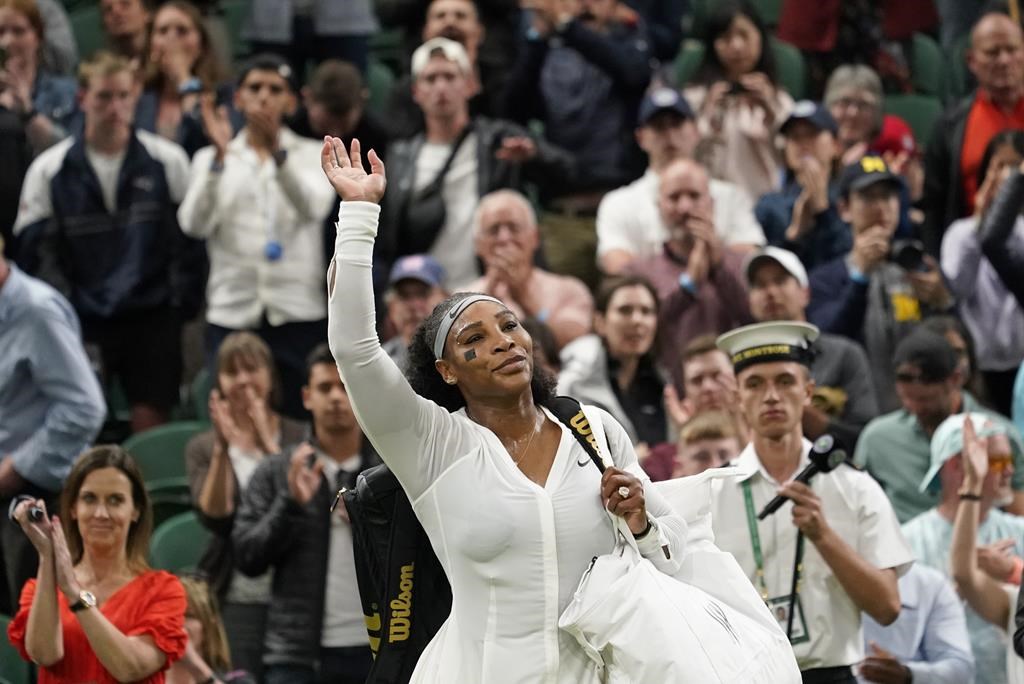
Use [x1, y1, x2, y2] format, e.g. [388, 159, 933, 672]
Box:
[617, 485, 630, 499]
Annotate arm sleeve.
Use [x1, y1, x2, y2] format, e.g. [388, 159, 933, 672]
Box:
[597, 406, 687, 575]
[806, 262, 870, 338]
[126, 572, 187, 667]
[36, 0, 78, 76]
[9, 306, 106, 491]
[908, 574, 976, 684]
[920, 117, 954, 257]
[230, 458, 304, 576]
[716, 183, 765, 246]
[596, 190, 639, 256]
[6, 578, 38, 662]
[854, 471, 914, 574]
[940, 219, 984, 300]
[177, 147, 222, 239]
[561, 21, 652, 92]
[979, 171, 1024, 307]
[327, 201, 483, 502]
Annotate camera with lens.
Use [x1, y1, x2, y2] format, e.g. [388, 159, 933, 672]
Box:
[889, 239, 927, 272]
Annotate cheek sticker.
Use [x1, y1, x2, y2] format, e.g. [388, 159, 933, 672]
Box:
[464, 349, 477, 362]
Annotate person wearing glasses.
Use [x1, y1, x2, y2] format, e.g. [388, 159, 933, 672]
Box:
[855, 329, 1024, 524]
[905, 413, 1024, 684]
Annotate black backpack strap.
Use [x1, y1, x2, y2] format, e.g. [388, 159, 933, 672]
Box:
[547, 396, 606, 473]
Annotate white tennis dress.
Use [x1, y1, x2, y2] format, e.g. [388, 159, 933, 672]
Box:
[327, 202, 688, 683]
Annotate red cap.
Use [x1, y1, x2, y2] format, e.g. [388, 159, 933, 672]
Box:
[870, 115, 918, 158]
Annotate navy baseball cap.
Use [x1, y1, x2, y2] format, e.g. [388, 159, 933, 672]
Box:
[838, 155, 903, 197]
[780, 100, 838, 136]
[637, 88, 695, 127]
[388, 255, 445, 288]
[236, 53, 299, 92]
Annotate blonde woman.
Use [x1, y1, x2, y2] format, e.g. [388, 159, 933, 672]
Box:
[167, 576, 255, 684]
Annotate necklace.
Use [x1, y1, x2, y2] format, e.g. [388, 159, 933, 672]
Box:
[468, 407, 543, 466]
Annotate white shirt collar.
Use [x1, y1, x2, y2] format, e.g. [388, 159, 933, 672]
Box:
[733, 438, 813, 486]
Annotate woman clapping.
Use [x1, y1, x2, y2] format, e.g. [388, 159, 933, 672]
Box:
[7, 446, 187, 683]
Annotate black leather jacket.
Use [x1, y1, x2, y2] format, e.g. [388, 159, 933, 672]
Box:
[374, 116, 576, 270]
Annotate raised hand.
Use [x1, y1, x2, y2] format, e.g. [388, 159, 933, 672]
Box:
[12, 498, 54, 557]
[245, 386, 280, 454]
[321, 137, 386, 204]
[907, 255, 951, 309]
[287, 443, 324, 506]
[960, 417, 988, 494]
[208, 389, 243, 451]
[199, 94, 233, 161]
[50, 517, 81, 600]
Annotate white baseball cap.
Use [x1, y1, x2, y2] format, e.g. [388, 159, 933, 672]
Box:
[744, 246, 809, 288]
[411, 37, 472, 78]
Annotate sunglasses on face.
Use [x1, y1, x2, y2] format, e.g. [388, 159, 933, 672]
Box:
[989, 452, 1013, 473]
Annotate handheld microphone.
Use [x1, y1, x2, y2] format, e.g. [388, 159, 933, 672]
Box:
[7, 495, 45, 523]
[757, 434, 848, 520]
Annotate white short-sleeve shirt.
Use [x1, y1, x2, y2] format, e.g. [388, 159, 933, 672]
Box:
[711, 439, 914, 670]
[596, 168, 766, 261]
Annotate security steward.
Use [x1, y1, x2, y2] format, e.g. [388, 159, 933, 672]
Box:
[710, 321, 914, 684]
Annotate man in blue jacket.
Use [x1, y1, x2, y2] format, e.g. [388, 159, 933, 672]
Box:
[13, 51, 203, 434]
[807, 156, 954, 413]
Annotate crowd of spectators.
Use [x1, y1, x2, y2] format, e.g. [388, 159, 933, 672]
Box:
[7, 0, 1024, 682]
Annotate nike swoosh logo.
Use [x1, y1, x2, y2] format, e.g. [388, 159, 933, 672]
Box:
[577, 457, 590, 467]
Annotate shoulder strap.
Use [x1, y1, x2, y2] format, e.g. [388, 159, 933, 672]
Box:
[547, 396, 606, 474]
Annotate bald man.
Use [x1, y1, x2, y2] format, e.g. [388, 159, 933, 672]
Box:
[922, 11, 1024, 255]
[625, 159, 753, 387]
[462, 189, 593, 350]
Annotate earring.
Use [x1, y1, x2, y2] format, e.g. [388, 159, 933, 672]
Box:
[446, 377, 456, 385]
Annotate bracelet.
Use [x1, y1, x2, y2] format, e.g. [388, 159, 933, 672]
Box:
[848, 267, 869, 284]
[678, 272, 698, 295]
[178, 77, 203, 96]
[958, 492, 982, 501]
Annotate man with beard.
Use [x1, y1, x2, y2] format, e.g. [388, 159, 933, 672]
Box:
[233, 344, 380, 684]
[902, 412, 1024, 684]
[856, 328, 1024, 523]
[625, 158, 752, 382]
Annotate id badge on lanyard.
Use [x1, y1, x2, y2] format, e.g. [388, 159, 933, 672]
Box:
[742, 479, 810, 645]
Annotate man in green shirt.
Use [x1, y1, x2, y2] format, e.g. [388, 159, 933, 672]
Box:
[854, 328, 1024, 523]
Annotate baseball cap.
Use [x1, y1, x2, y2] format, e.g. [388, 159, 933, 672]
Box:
[637, 88, 695, 127]
[388, 255, 446, 289]
[892, 329, 958, 382]
[744, 246, 809, 288]
[919, 413, 1009, 493]
[870, 114, 918, 158]
[838, 155, 903, 197]
[411, 37, 472, 78]
[780, 100, 838, 136]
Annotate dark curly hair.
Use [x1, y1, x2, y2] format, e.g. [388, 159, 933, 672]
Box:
[405, 292, 557, 412]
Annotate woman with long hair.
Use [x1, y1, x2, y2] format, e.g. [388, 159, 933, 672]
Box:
[8, 446, 187, 682]
[322, 137, 687, 682]
[557, 275, 667, 447]
[135, 0, 232, 156]
[185, 331, 305, 681]
[0, 0, 78, 155]
[684, 0, 793, 202]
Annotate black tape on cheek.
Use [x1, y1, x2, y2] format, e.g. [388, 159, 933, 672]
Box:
[464, 349, 477, 362]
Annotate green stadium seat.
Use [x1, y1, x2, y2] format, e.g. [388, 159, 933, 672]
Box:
[69, 4, 104, 60]
[884, 93, 943, 148]
[946, 33, 973, 103]
[673, 37, 806, 100]
[751, 0, 783, 26]
[370, 28, 405, 75]
[122, 421, 206, 486]
[0, 613, 29, 684]
[909, 32, 944, 98]
[367, 58, 396, 116]
[149, 511, 211, 574]
[220, 0, 250, 59]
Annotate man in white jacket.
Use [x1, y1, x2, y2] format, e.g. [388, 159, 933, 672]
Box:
[179, 54, 336, 418]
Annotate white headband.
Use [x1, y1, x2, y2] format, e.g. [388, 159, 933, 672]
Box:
[432, 295, 504, 359]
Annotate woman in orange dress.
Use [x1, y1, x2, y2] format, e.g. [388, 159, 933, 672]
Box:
[8, 445, 187, 683]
